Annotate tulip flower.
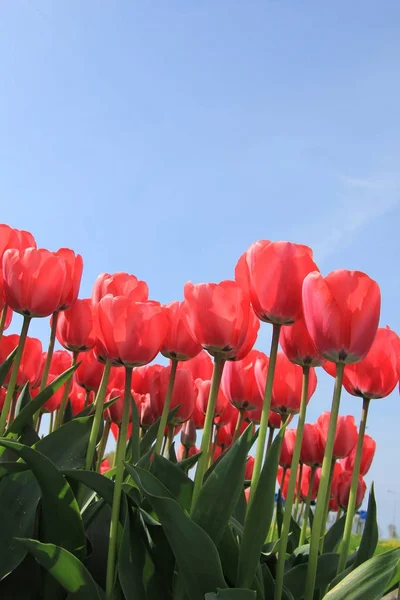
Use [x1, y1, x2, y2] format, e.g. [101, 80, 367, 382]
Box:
[280, 429, 297, 468]
[341, 434, 376, 476]
[178, 350, 214, 380]
[245, 456, 255, 480]
[195, 378, 227, 417]
[180, 418, 197, 449]
[300, 423, 325, 467]
[317, 413, 358, 459]
[332, 470, 367, 510]
[150, 366, 195, 426]
[92, 271, 149, 302]
[139, 393, 155, 429]
[280, 317, 325, 367]
[161, 301, 202, 361]
[176, 443, 200, 463]
[0, 334, 42, 389]
[221, 350, 265, 412]
[55, 299, 96, 352]
[75, 349, 105, 392]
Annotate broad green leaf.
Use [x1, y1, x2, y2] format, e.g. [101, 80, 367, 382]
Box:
[6, 364, 79, 436]
[62, 469, 115, 513]
[323, 513, 346, 553]
[16, 538, 103, 599]
[13, 383, 31, 418]
[352, 484, 378, 568]
[192, 425, 254, 545]
[0, 347, 17, 387]
[205, 589, 256, 599]
[168, 441, 177, 463]
[237, 428, 284, 589]
[233, 489, 247, 527]
[324, 547, 400, 600]
[151, 453, 193, 511]
[0, 416, 93, 580]
[0, 551, 40, 599]
[284, 553, 339, 598]
[127, 464, 227, 600]
[177, 451, 202, 472]
[287, 516, 301, 553]
[0, 461, 29, 478]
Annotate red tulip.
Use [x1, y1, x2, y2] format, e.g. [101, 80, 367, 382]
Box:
[0, 388, 6, 410]
[214, 398, 237, 427]
[100, 458, 111, 474]
[300, 465, 320, 501]
[180, 418, 197, 448]
[255, 352, 317, 416]
[302, 270, 381, 364]
[131, 364, 164, 395]
[161, 301, 202, 361]
[280, 428, 297, 468]
[277, 466, 300, 501]
[54, 249, 83, 311]
[2, 248, 67, 317]
[38, 376, 79, 413]
[0, 271, 13, 329]
[317, 412, 358, 459]
[178, 350, 213, 381]
[196, 378, 227, 417]
[69, 387, 92, 415]
[139, 393, 155, 428]
[105, 387, 130, 424]
[96, 297, 169, 367]
[341, 434, 376, 476]
[280, 317, 325, 367]
[225, 310, 260, 362]
[236, 241, 318, 325]
[191, 398, 206, 429]
[111, 422, 133, 441]
[267, 410, 292, 429]
[183, 280, 253, 359]
[150, 366, 195, 425]
[245, 456, 255, 480]
[0, 334, 42, 388]
[329, 498, 340, 512]
[49, 350, 73, 377]
[55, 299, 96, 352]
[300, 423, 324, 467]
[332, 469, 367, 509]
[75, 349, 105, 391]
[221, 350, 264, 411]
[176, 444, 200, 462]
[92, 272, 148, 303]
[0, 224, 36, 259]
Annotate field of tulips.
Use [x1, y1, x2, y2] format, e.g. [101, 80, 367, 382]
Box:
[0, 223, 399, 600]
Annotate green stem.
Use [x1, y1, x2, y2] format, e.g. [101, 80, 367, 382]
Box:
[267, 425, 274, 451]
[182, 446, 189, 460]
[106, 366, 133, 598]
[274, 366, 310, 600]
[85, 360, 112, 471]
[0, 315, 31, 435]
[161, 434, 167, 456]
[232, 409, 245, 444]
[248, 324, 281, 507]
[337, 396, 370, 573]
[54, 351, 78, 430]
[49, 412, 54, 434]
[191, 355, 225, 512]
[268, 467, 287, 543]
[299, 466, 316, 546]
[0, 304, 8, 343]
[96, 420, 111, 472]
[320, 459, 336, 551]
[304, 362, 344, 600]
[294, 462, 304, 521]
[154, 359, 178, 454]
[39, 312, 59, 391]
[165, 424, 175, 457]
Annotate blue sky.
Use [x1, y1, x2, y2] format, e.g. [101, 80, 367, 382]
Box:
[1, 1, 400, 535]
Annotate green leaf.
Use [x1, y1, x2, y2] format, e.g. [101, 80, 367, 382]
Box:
[16, 538, 103, 599]
[6, 364, 79, 436]
[139, 406, 180, 457]
[62, 469, 115, 509]
[177, 451, 202, 472]
[0, 347, 17, 387]
[324, 547, 400, 600]
[151, 453, 193, 511]
[237, 427, 284, 589]
[352, 484, 378, 569]
[13, 383, 32, 418]
[205, 589, 257, 599]
[284, 553, 340, 598]
[0, 416, 93, 580]
[323, 513, 346, 553]
[0, 461, 29, 478]
[168, 441, 177, 463]
[127, 464, 227, 600]
[192, 425, 254, 545]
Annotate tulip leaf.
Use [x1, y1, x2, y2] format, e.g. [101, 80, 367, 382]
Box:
[150, 453, 193, 511]
[15, 538, 103, 599]
[324, 547, 400, 600]
[352, 484, 378, 569]
[0, 416, 93, 580]
[177, 451, 202, 472]
[237, 427, 285, 589]
[284, 553, 340, 598]
[6, 364, 79, 436]
[0, 438, 86, 560]
[191, 425, 254, 546]
[126, 464, 227, 600]
[139, 406, 180, 456]
[0, 347, 17, 387]
[323, 513, 346, 553]
[205, 589, 257, 599]
[13, 382, 31, 418]
[0, 461, 30, 478]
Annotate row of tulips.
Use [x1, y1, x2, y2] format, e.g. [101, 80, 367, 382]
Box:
[0, 223, 399, 600]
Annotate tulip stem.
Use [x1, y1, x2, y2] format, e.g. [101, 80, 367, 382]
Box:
[96, 420, 111, 472]
[267, 426, 274, 451]
[39, 311, 59, 391]
[49, 412, 54, 434]
[106, 366, 133, 599]
[232, 409, 245, 444]
[0, 315, 31, 435]
[268, 467, 287, 542]
[191, 355, 225, 512]
[0, 304, 8, 343]
[299, 466, 316, 546]
[274, 366, 310, 600]
[337, 396, 370, 573]
[165, 425, 175, 457]
[320, 459, 336, 551]
[294, 462, 304, 521]
[248, 323, 281, 507]
[154, 359, 178, 455]
[54, 351, 78, 430]
[304, 362, 344, 600]
[85, 360, 112, 471]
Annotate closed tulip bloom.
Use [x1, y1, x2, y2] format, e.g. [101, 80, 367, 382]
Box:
[49, 350, 73, 377]
[300, 423, 325, 467]
[2, 248, 67, 317]
[280, 428, 297, 468]
[0, 271, 13, 329]
[245, 456, 255, 480]
[0, 334, 42, 388]
[161, 301, 202, 361]
[332, 470, 367, 509]
[100, 458, 111, 474]
[341, 434, 376, 476]
[318, 412, 358, 459]
[221, 349, 264, 411]
[69, 387, 91, 416]
[300, 465, 320, 501]
[92, 272, 149, 303]
[105, 388, 129, 425]
[178, 350, 214, 381]
[131, 364, 164, 395]
[277, 466, 300, 502]
[75, 349, 105, 392]
[150, 366, 195, 425]
[176, 444, 200, 462]
[280, 317, 325, 367]
[302, 270, 381, 364]
[139, 393, 155, 429]
[55, 299, 96, 352]
[55, 249, 83, 311]
[267, 410, 292, 429]
[191, 399, 206, 429]
[236, 241, 318, 325]
[96, 296, 168, 367]
[196, 378, 227, 417]
[214, 397, 238, 427]
[111, 422, 132, 442]
[329, 498, 340, 512]
[225, 310, 260, 361]
[0, 224, 36, 258]
[183, 280, 251, 358]
[180, 418, 197, 448]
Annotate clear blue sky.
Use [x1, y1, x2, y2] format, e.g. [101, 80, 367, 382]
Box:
[1, 1, 400, 536]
